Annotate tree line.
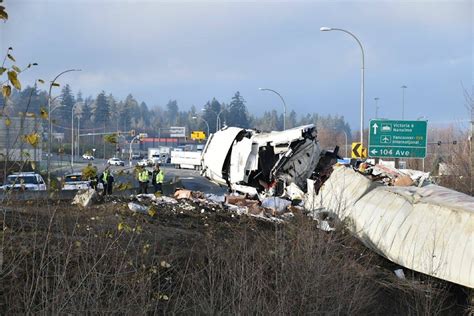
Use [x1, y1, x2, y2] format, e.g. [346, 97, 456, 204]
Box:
[3, 85, 352, 148]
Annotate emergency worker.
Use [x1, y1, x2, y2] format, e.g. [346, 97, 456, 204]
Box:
[99, 167, 114, 195]
[152, 164, 165, 194]
[137, 166, 150, 194]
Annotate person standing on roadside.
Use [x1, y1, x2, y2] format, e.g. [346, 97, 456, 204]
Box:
[137, 166, 150, 194]
[152, 164, 165, 194]
[99, 167, 114, 195]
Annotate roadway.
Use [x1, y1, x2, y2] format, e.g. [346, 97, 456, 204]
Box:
[49, 157, 226, 195]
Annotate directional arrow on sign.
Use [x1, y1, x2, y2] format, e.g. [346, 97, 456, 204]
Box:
[372, 123, 378, 135]
[370, 149, 378, 155]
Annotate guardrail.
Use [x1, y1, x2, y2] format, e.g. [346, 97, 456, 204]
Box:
[0, 178, 183, 202]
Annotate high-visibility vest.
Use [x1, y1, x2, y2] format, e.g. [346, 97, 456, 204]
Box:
[155, 170, 164, 183]
[102, 172, 110, 183]
[138, 170, 149, 182]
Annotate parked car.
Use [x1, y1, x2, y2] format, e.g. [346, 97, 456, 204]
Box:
[107, 157, 125, 166]
[1, 172, 47, 191]
[62, 173, 91, 190]
[136, 158, 152, 167]
[82, 154, 95, 160]
[131, 153, 143, 160]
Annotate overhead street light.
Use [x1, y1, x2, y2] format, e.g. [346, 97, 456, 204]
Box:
[47, 69, 81, 189]
[71, 102, 81, 167]
[259, 87, 287, 130]
[216, 103, 241, 130]
[192, 116, 210, 138]
[201, 108, 219, 133]
[320, 26, 365, 146]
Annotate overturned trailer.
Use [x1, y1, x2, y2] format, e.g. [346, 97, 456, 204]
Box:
[305, 165, 474, 289]
[201, 124, 338, 198]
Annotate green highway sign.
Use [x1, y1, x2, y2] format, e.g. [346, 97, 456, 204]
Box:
[368, 119, 427, 158]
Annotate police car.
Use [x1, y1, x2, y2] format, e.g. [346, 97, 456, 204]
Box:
[107, 157, 125, 166]
[62, 173, 91, 190]
[2, 172, 47, 191]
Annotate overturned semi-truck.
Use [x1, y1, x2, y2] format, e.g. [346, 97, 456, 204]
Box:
[201, 124, 473, 289]
[201, 124, 338, 198]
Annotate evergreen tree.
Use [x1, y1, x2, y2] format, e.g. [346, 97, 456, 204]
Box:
[59, 84, 75, 124]
[76, 91, 83, 103]
[166, 100, 179, 125]
[107, 94, 119, 131]
[288, 110, 297, 129]
[81, 96, 93, 127]
[119, 94, 138, 131]
[226, 91, 249, 128]
[202, 98, 221, 132]
[93, 91, 109, 126]
[139, 101, 150, 127]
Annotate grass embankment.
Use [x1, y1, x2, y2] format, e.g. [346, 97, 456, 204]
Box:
[1, 199, 469, 314]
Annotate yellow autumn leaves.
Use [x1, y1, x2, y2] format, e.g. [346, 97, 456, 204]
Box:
[104, 134, 118, 144]
[22, 132, 40, 147]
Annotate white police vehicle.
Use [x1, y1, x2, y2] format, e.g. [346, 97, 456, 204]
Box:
[137, 158, 152, 167]
[63, 173, 91, 190]
[107, 157, 125, 166]
[2, 172, 47, 191]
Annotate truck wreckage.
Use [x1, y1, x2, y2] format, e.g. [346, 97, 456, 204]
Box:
[201, 124, 473, 289]
[201, 124, 338, 198]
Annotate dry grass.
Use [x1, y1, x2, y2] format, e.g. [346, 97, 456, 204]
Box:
[1, 199, 469, 314]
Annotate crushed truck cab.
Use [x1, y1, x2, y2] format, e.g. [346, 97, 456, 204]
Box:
[201, 124, 338, 197]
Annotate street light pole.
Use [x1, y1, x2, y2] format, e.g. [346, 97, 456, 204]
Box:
[401, 85, 407, 120]
[342, 130, 348, 157]
[217, 103, 239, 130]
[217, 109, 225, 130]
[129, 135, 139, 166]
[192, 116, 210, 138]
[47, 69, 81, 189]
[374, 97, 380, 119]
[202, 108, 219, 132]
[259, 88, 287, 130]
[321, 27, 365, 146]
[71, 102, 80, 167]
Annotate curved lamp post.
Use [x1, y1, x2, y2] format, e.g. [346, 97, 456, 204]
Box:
[47, 69, 81, 189]
[201, 108, 219, 132]
[259, 88, 287, 130]
[320, 26, 365, 146]
[71, 102, 81, 167]
[203, 104, 238, 131]
[217, 103, 239, 130]
[192, 116, 210, 138]
[401, 85, 407, 119]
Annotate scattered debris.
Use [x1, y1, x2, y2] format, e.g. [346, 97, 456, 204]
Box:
[72, 188, 97, 208]
[128, 202, 148, 214]
[394, 269, 406, 280]
[261, 197, 291, 214]
[393, 175, 414, 187]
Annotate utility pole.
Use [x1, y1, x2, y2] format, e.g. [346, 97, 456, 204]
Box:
[470, 99, 473, 196]
[401, 85, 407, 120]
[374, 97, 379, 119]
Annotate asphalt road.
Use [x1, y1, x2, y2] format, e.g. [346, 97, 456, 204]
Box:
[50, 158, 226, 195]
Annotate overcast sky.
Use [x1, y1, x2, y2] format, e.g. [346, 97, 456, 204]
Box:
[2, 0, 472, 130]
